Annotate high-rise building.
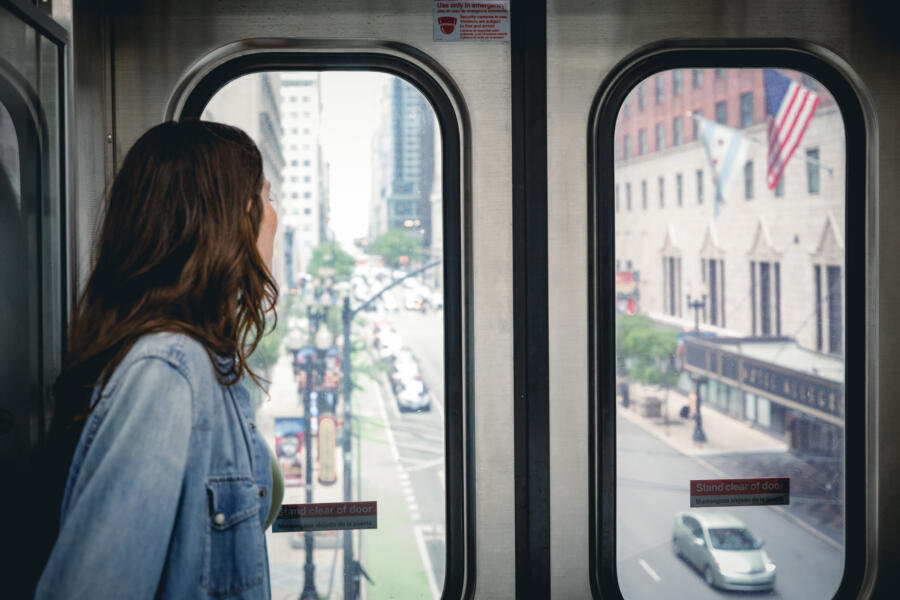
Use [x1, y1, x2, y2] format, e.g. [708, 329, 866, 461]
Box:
[280, 73, 329, 289]
[203, 72, 286, 295]
[369, 77, 436, 247]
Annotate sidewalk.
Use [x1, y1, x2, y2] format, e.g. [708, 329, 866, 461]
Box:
[619, 383, 844, 546]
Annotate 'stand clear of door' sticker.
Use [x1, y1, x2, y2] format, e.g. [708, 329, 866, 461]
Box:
[690, 478, 790, 508]
[273, 501, 377, 532]
[433, 1, 510, 41]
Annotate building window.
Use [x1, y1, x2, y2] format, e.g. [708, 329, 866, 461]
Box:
[754, 261, 781, 336]
[807, 147, 820, 194]
[715, 68, 726, 78]
[290, 159, 298, 166]
[740, 92, 754, 128]
[303, 207, 312, 215]
[814, 265, 824, 350]
[655, 74, 664, 104]
[673, 116, 683, 146]
[775, 173, 785, 197]
[303, 176, 311, 183]
[676, 173, 683, 206]
[615, 185, 620, 212]
[655, 122, 665, 151]
[638, 82, 646, 110]
[715, 100, 727, 125]
[641, 180, 647, 209]
[626, 183, 632, 211]
[744, 160, 754, 200]
[303, 192, 312, 198]
[709, 259, 719, 326]
[623, 97, 630, 118]
[658, 176, 665, 208]
[638, 129, 647, 155]
[692, 109, 703, 140]
[692, 68, 703, 88]
[827, 265, 842, 354]
[672, 70, 682, 96]
[664, 256, 682, 316]
[623, 135, 631, 160]
[696, 169, 704, 204]
[750, 261, 757, 334]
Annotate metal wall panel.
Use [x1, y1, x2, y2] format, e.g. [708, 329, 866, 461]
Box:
[94, 1, 513, 598]
[547, 0, 897, 597]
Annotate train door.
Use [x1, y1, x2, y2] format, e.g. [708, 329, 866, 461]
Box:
[66, 2, 514, 599]
[546, 1, 899, 599]
[0, 1, 68, 594]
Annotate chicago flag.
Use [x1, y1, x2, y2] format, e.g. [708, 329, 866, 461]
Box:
[696, 113, 748, 216]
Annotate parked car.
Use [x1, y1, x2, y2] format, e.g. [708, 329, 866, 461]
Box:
[671, 511, 776, 592]
[395, 377, 431, 412]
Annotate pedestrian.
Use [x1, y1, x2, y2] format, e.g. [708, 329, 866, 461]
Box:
[34, 120, 283, 599]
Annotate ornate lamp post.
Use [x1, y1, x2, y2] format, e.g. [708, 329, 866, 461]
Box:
[299, 317, 333, 600]
[686, 294, 708, 443]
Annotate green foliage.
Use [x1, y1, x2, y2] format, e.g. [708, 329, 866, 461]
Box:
[616, 314, 680, 389]
[248, 317, 286, 379]
[368, 229, 423, 268]
[307, 241, 356, 280]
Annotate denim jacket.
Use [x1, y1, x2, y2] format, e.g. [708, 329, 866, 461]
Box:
[35, 332, 272, 599]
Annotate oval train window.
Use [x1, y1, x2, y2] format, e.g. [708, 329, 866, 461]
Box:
[611, 67, 847, 599]
[203, 71, 447, 599]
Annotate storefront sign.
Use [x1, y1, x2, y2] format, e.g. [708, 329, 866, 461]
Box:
[273, 501, 378, 532]
[690, 477, 790, 507]
[433, 1, 510, 41]
[683, 338, 843, 420]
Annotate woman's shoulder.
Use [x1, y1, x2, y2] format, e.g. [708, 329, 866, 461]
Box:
[112, 332, 217, 392]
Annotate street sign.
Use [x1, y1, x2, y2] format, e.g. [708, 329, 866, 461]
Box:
[273, 501, 378, 532]
[690, 477, 789, 507]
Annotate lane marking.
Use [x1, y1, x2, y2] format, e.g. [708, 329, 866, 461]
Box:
[413, 525, 441, 600]
[372, 380, 400, 463]
[406, 457, 445, 473]
[638, 558, 661, 582]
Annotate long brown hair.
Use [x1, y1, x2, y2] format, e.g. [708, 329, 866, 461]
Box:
[54, 120, 277, 424]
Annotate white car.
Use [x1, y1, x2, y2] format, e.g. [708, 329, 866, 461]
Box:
[395, 377, 431, 412]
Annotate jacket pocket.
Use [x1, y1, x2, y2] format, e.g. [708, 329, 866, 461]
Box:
[202, 476, 265, 597]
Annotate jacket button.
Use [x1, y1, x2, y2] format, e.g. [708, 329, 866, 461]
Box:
[259, 487, 267, 498]
[214, 512, 226, 525]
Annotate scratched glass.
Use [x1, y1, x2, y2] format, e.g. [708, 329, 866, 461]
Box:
[204, 72, 446, 600]
[613, 68, 845, 599]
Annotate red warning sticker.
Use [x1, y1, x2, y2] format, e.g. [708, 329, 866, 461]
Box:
[690, 478, 790, 508]
[433, 1, 510, 42]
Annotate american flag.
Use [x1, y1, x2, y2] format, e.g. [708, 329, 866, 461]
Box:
[764, 69, 819, 190]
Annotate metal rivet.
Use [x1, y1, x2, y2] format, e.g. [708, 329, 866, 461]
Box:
[259, 488, 267, 498]
[106, 133, 113, 144]
[214, 512, 226, 525]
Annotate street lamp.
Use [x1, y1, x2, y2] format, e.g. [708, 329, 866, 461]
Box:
[686, 294, 707, 443]
[299, 315, 333, 600]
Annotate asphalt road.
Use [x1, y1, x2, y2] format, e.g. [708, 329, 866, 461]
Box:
[369, 307, 447, 595]
[617, 412, 844, 599]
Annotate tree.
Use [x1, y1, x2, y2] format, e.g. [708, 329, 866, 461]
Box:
[307, 241, 355, 280]
[368, 229, 423, 268]
[616, 314, 680, 424]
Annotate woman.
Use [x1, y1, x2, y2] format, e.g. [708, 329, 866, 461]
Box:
[35, 120, 280, 599]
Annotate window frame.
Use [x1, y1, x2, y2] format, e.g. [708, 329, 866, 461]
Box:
[167, 41, 474, 600]
[588, 41, 869, 600]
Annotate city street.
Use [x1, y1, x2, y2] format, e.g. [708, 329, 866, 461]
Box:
[617, 412, 843, 599]
[255, 303, 447, 599]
